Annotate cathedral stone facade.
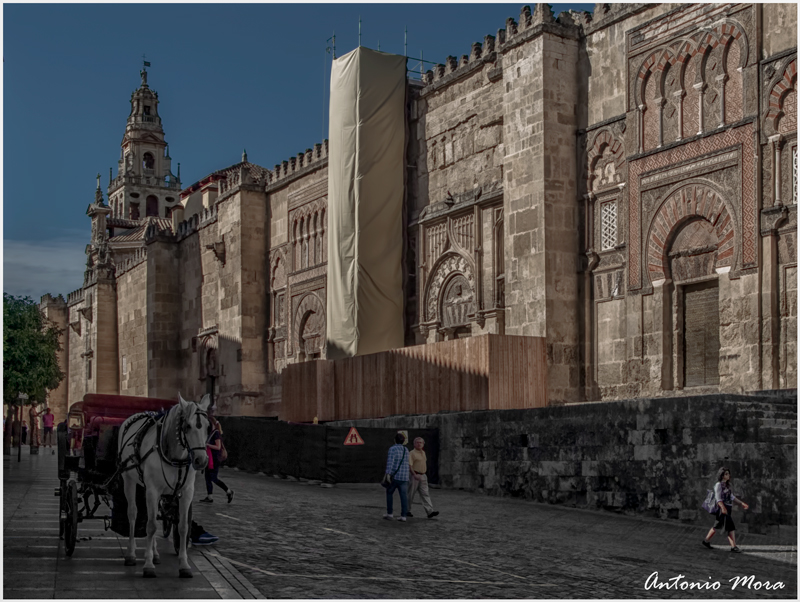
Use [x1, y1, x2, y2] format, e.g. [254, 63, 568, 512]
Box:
[43, 3, 797, 417]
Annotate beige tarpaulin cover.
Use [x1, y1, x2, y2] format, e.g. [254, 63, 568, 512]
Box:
[326, 47, 406, 360]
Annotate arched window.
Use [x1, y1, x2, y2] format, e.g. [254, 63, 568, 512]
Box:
[146, 195, 158, 217]
[142, 152, 155, 171]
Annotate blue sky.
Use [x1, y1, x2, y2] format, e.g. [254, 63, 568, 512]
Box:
[3, 2, 593, 301]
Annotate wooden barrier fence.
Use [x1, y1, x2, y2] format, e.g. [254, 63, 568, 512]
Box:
[281, 334, 547, 422]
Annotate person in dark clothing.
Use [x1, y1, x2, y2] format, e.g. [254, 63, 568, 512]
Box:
[21, 420, 28, 445]
[702, 467, 749, 552]
[200, 416, 234, 504]
[190, 520, 218, 545]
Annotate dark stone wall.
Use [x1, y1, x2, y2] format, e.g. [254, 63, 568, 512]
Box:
[329, 394, 797, 535]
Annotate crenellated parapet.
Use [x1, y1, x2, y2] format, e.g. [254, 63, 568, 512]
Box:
[114, 247, 148, 276]
[583, 3, 652, 35]
[40, 293, 67, 308]
[66, 288, 84, 307]
[217, 163, 270, 199]
[423, 32, 499, 86]
[175, 203, 219, 242]
[264, 140, 329, 192]
[421, 4, 584, 91]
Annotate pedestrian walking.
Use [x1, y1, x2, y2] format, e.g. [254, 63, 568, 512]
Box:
[200, 416, 234, 504]
[407, 437, 439, 519]
[41, 408, 55, 453]
[382, 432, 410, 522]
[29, 405, 41, 447]
[21, 420, 28, 445]
[702, 467, 749, 552]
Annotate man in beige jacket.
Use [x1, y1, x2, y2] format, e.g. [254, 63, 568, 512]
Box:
[407, 437, 439, 519]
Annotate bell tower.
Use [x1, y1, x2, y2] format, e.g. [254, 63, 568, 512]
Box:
[107, 60, 181, 221]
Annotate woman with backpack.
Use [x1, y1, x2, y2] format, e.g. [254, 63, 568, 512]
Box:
[200, 416, 234, 504]
[702, 467, 749, 552]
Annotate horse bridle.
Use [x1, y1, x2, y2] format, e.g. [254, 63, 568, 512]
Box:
[163, 405, 210, 467]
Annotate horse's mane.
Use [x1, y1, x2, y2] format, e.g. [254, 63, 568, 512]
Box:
[161, 404, 185, 461]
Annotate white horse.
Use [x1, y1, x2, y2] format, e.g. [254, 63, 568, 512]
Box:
[117, 394, 211, 578]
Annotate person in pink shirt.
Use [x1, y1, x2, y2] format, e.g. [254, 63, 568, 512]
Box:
[42, 408, 55, 452]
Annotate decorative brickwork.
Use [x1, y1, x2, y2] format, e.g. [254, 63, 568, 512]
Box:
[779, 89, 797, 135]
[629, 123, 756, 290]
[646, 184, 735, 283]
[290, 199, 327, 271]
[765, 58, 797, 133]
[587, 128, 625, 192]
[682, 55, 700, 138]
[725, 38, 744, 124]
[642, 70, 659, 151]
[631, 10, 750, 157]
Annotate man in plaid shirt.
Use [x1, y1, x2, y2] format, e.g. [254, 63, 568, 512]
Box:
[383, 433, 410, 521]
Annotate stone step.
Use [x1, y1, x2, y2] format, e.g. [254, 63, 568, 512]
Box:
[758, 418, 797, 428]
[758, 426, 798, 441]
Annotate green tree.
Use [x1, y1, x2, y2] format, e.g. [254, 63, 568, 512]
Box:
[3, 294, 65, 409]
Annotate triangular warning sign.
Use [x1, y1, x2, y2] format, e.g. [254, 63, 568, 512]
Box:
[343, 427, 364, 446]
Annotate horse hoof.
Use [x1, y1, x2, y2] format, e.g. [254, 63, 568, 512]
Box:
[143, 568, 157, 578]
[153, 557, 161, 565]
[124, 556, 137, 566]
[179, 569, 193, 579]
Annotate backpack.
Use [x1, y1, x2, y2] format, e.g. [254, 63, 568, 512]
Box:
[701, 489, 717, 513]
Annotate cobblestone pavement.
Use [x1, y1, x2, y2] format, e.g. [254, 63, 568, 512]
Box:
[191, 467, 796, 599]
[4, 449, 796, 599]
[3, 448, 260, 599]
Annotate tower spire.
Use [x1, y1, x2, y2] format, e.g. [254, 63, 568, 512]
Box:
[140, 54, 151, 87]
[242, 149, 248, 163]
[95, 173, 105, 206]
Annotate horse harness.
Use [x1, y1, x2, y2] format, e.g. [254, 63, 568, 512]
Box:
[117, 406, 208, 495]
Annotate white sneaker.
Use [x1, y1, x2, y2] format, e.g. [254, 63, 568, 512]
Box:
[396, 516, 406, 522]
[383, 514, 394, 520]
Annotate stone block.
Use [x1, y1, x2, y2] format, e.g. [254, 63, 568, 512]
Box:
[477, 461, 496, 477]
[633, 445, 661, 461]
[538, 460, 578, 476]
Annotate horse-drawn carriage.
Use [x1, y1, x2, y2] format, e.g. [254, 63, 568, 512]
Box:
[57, 393, 212, 578]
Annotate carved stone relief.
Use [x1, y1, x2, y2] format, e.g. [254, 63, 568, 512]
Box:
[441, 274, 475, 328]
[595, 269, 625, 301]
[668, 219, 721, 284]
[424, 253, 474, 325]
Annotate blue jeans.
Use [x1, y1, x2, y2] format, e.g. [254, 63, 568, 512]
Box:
[386, 480, 408, 517]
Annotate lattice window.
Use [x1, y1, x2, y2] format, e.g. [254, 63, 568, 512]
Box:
[601, 202, 617, 250]
[793, 146, 797, 205]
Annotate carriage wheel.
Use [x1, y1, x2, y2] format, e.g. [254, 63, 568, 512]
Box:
[63, 481, 79, 556]
[58, 480, 67, 538]
[161, 515, 172, 539]
[172, 503, 192, 555]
